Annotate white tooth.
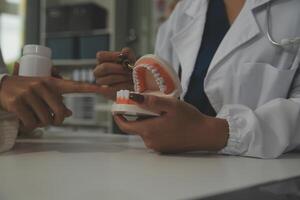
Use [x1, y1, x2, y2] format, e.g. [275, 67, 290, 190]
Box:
[151, 68, 157, 73]
[120, 90, 124, 99]
[134, 81, 139, 87]
[154, 73, 160, 78]
[146, 65, 152, 70]
[158, 77, 165, 84]
[160, 86, 166, 93]
[136, 86, 141, 92]
[125, 90, 129, 99]
[117, 91, 120, 98]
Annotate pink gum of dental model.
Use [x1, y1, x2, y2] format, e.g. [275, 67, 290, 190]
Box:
[112, 54, 182, 117]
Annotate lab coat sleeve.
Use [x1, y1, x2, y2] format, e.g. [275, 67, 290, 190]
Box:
[217, 62, 300, 158]
[0, 74, 19, 153]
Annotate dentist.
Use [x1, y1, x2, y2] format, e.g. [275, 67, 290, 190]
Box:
[0, 48, 106, 152]
[95, 0, 300, 158]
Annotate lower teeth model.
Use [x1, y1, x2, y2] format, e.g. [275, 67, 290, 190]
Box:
[111, 54, 182, 117]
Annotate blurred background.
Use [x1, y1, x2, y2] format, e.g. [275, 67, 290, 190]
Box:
[0, 0, 179, 134]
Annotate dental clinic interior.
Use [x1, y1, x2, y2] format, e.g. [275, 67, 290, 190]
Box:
[1, 0, 300, 200]
[1, 0, 159, 134]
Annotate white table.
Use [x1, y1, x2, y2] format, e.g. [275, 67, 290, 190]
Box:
[0, 131, 300, 200]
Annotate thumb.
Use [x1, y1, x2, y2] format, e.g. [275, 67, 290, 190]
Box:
[121, 47, 136, 63]
[13, 62, 19, 75]
[129, 93, 174, 114]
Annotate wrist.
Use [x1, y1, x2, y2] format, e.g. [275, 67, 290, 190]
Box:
[203, 116, 229, 151]
[0, 74, 9, 110]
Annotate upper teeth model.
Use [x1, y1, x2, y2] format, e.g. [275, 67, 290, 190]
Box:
[112, 54, 182, 117]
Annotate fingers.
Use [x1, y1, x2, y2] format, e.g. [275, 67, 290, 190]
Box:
[96, 74, 132, 86]
[94, 63, 131, 77]
[23, 90, 53, 126]
[113, 114, 161, 136]
[130, 94, 176, 114]
[114, 115, 140, 135]
[13, 103, 38, 130]
[13, 62, 19, 75]
[96, 51, 121, 64]
[96, 47, 135, 64]
[32, 81, 72, 125]
[121, 47, 136, 63]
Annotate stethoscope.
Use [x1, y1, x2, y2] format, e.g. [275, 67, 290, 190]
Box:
[266, 0, 300, 48]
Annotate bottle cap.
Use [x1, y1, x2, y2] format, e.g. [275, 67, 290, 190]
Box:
[23, 44, 52, 58]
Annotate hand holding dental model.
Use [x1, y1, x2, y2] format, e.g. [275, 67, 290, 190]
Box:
[94, 49, 229, 153]
[114, 94, 229, 153]
[96, 50, 183, 117]
[112, 54, 182, 117]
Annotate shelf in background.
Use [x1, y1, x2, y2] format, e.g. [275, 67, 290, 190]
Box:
[41, 29, 111, 38]
[53, 59, 97, 67]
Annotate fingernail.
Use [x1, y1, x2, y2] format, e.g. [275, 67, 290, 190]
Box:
[116, 53, 127, 64]
[129, 93, 144, 103]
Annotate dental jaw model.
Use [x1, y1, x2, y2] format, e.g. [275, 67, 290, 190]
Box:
[112, 54, 182, 117]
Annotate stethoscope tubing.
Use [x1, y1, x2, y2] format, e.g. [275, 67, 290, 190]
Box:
[266, 0, 300, 48]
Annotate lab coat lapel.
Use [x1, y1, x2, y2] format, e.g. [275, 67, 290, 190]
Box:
[170, 0, 209, 97]
[206, 0, 272, 77]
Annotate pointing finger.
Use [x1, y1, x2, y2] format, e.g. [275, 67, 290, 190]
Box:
[53, 79, 106, 94]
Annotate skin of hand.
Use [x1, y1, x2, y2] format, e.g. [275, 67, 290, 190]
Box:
[10, 63, 66, 133]
[0, 66, 106, 134]
[93, 47, 136, 100]
[114, 94, 229, 154]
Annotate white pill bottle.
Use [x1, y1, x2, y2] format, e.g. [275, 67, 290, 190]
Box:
[19, 45, 52, 77]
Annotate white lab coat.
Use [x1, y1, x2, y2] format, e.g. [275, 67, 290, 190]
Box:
[155, 0, 300, 158]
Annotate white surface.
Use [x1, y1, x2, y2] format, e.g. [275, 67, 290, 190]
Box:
[0, 132, 300, 200]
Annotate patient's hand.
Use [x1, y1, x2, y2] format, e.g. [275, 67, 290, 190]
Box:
[93, 48, 135, 100]
[0, 75, 103, 133]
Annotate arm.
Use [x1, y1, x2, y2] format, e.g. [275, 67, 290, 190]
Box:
[218, 63, 300, 158]
[0, 73, 106, 153]
[0, 74, 19, 153]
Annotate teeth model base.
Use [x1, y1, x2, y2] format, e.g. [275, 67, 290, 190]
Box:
[112, 104, 160, 117]
[112, 55, 182, 118]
